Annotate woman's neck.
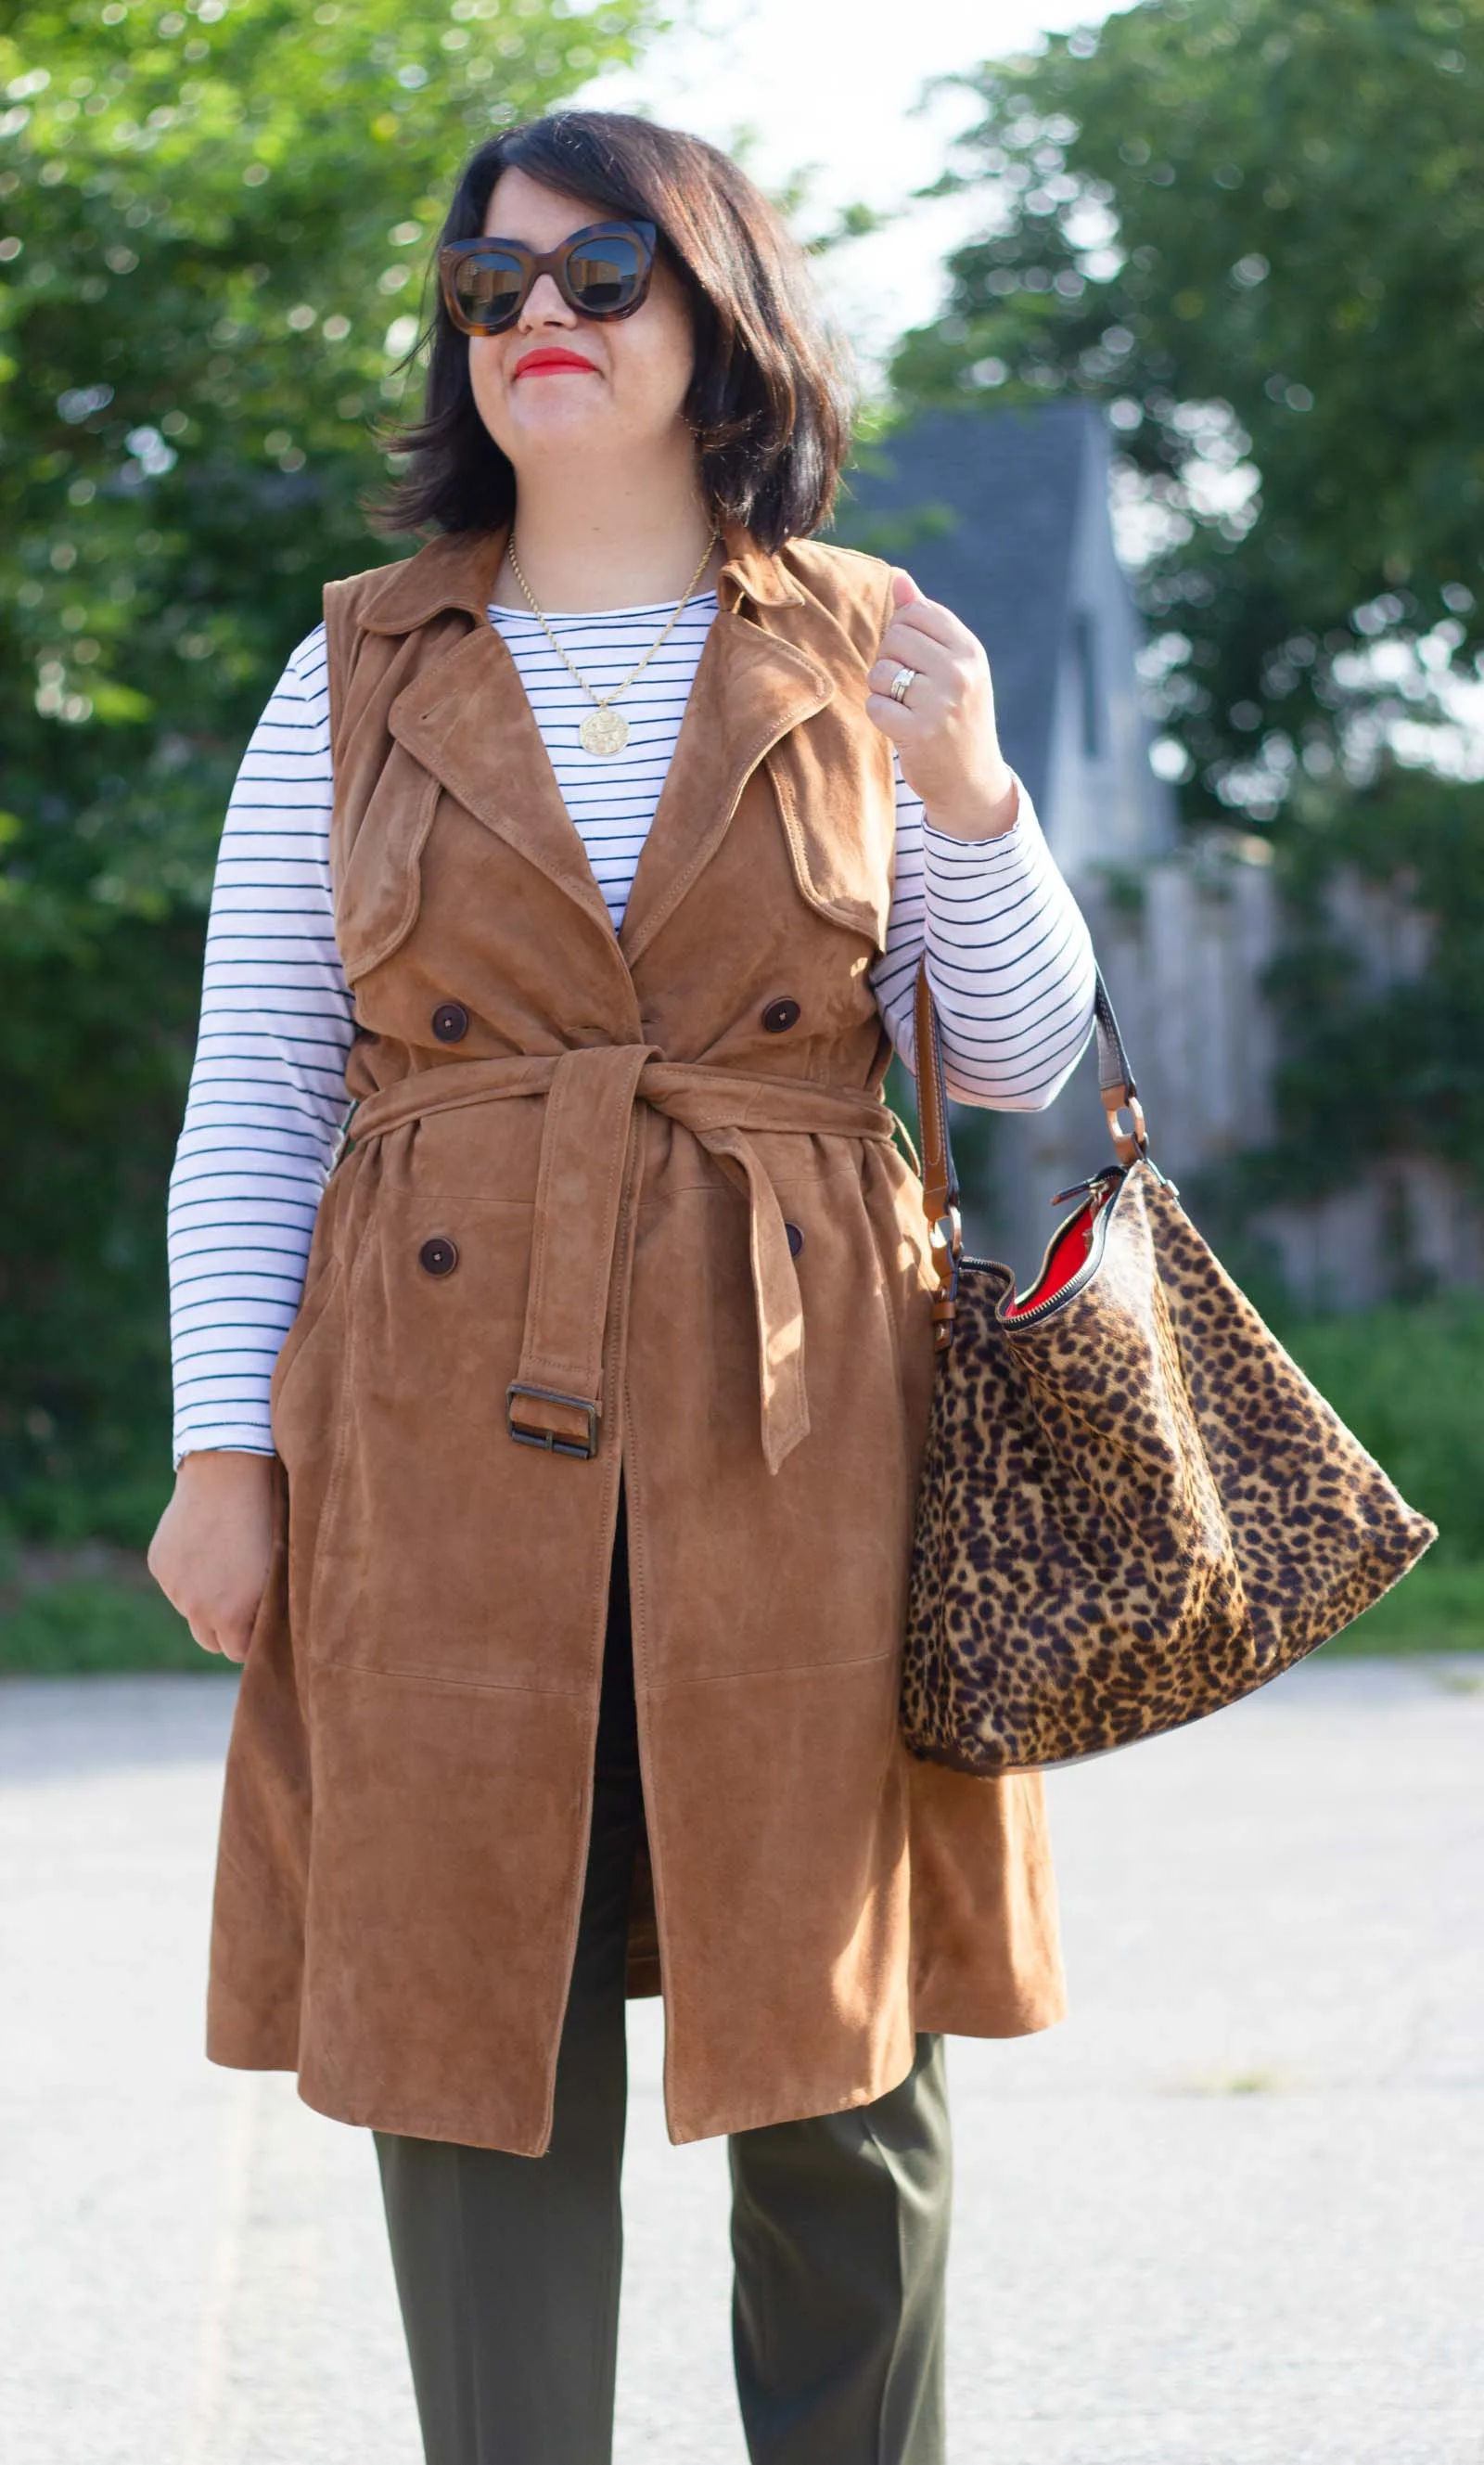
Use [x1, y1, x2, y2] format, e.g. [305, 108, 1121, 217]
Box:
[491, 459, 723, 613]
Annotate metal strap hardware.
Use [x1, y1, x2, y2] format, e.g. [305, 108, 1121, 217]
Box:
[913, 964, 965, 1352]
[913, 952, 1151, 1349]
[505, 1382, 599, 1459]
[328, 1099, 359, 1172]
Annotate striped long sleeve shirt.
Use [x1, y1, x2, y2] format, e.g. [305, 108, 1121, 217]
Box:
[167, 590, 1096, 1462]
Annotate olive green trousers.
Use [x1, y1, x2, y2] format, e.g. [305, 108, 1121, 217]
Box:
[373, 1496, 952, 2465]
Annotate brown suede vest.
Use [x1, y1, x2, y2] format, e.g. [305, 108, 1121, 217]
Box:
[204, 516, 1067, 2153]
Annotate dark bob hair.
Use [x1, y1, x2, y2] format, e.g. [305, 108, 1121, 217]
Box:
[375, 109, 857, 552]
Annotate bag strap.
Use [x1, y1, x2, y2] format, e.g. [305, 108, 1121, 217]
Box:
[913, 955, 1147, 1345]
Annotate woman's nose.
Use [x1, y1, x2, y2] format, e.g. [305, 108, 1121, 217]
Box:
[518, 272, 575, 327]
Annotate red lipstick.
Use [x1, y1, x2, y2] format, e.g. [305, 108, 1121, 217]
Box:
[513, 347, 597, 378]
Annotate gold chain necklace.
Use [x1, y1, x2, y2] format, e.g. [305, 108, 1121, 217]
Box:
[505, 526, 721, 757]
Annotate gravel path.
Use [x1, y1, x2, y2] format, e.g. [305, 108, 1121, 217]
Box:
[2, 1654, 1480, 2465]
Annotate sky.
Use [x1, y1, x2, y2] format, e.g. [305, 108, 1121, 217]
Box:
[572, 0, 1121, 388]
[572, 0, 1484, 773]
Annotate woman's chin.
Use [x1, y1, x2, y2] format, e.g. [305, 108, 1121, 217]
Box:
[494, 405, 618, 466]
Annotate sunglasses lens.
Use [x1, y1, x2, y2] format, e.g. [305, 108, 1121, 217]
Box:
[448, 248, 527, 331]
[444, 226, 650, 330]
[565, 231, 646, 314]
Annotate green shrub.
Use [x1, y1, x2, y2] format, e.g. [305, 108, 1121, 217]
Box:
[1327, 1555, 1484, 1656]
[1281, 1294, 1484, 1566]
[0, 1573, 215, 1675]
[6, 1293, 1481, 1675]
[0, 0, 654, 1543]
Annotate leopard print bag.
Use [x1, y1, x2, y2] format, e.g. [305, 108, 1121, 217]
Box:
[902, 960, 1437, 1776]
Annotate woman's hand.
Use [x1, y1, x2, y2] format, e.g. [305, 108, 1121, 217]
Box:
[865, 569, 1019, 841]
[147, 1449, 277, 1664]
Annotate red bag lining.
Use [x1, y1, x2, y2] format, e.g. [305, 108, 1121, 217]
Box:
[1003, 1190, 1111, 1321]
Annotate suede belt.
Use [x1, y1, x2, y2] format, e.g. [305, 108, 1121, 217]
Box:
[342, 1049, 901, 1473]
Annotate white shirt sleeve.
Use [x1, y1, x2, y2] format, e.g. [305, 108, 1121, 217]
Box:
[167, 623, 352, 1464]
[870, 751, 1098, 1109]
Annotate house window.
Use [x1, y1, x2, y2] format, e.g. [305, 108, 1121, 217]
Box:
[1072, 610, 1100, 759]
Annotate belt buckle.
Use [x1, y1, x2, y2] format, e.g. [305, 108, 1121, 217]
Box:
[505, 1381, 598, 1459]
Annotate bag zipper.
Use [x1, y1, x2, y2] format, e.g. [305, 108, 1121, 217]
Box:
[998, 1178, 1122, 1326]
[953, 1159, 1182, 1330]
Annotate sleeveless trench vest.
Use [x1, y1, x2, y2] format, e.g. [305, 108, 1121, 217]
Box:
[204, 516, 1066, 2153]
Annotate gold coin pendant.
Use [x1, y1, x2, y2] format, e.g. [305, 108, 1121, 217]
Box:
[581, 705, 629, 757]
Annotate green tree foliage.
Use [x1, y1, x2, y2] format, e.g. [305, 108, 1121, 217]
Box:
[1, 0, 657, 1538]
[891, 0, 1484, 823]
[890, 0, 1484, 1232]
[1254, 768, 1484, 1202]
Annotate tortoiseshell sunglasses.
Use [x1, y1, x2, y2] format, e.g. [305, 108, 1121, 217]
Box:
[437, 218, 658, 337]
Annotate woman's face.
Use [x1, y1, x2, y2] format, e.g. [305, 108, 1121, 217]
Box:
[467, 167, 698, 481]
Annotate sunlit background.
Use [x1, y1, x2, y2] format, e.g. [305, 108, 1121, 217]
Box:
[3, 0, 1484, 1667]
[570, 0, 1107, 378]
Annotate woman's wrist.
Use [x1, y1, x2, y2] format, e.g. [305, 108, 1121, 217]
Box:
[175, 1446, 276, 1487]
[923, 766, 1020, 843]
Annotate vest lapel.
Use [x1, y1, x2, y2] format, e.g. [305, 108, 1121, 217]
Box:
[618, 605, 833, 968]
[388, 619, 620, 949]
[374, 514, 834, 969]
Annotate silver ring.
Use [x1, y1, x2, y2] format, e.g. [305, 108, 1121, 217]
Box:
[889, 664, 917, 705]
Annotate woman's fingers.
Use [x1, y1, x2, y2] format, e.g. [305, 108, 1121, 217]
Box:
[866, 653, 944, 706]
[863, 689, 923, 745]
[864, 569, 1013, 828]
[884, 590, 971, 652]
[180, 1600, 256, 1661]
[166, 1588, 230, 1657]
[864, 644, 958, 742]
[869, 615, 988, 710]
[173, 1592, 257, 1661]
[215, 1613, 257, 1666]
[174, 1584, 261, 1662]
[147, 1449, 276, 1664]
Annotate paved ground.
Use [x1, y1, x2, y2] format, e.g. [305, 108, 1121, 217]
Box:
[1, 1655, 1480, 2465]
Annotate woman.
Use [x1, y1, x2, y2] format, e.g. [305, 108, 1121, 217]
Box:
[149, 108, 1096, 2465]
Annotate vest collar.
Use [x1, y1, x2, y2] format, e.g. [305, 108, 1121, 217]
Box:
[354, 511, 804, 636]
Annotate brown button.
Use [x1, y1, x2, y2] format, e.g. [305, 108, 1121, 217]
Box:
[785, 1222, 804, 1258]
[431, 1001, 469, 1043]
[761, 997, 801, 1034]
[418, 1237, 459, 1277]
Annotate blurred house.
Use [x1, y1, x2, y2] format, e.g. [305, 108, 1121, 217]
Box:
[834, 399, 1179, 1279]
[836, 399, 1175, 879]
[834, 402, 1484, 1303]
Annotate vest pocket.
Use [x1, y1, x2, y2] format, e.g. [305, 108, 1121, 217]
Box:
[762, 710, 897, 953]
[289, 1186, 551, 1687]
[268, 1252, 345, 1458]
[331, 751, 441, 982]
